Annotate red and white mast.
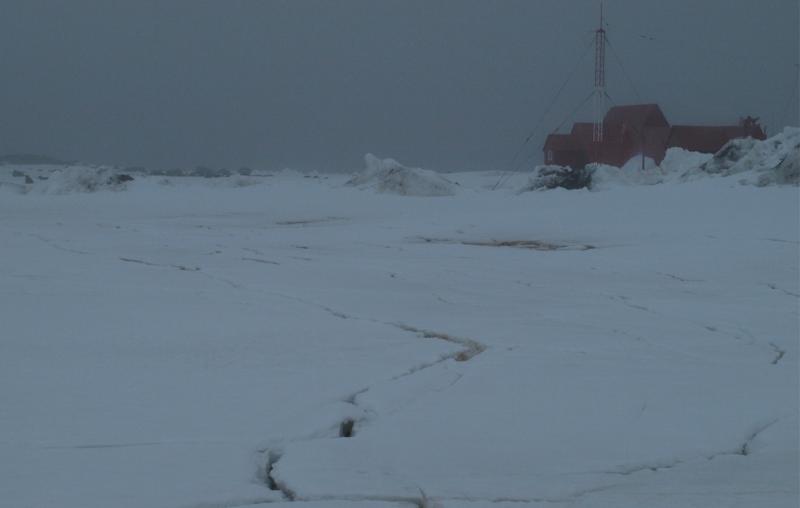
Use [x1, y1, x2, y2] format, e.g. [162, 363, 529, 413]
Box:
[593, 2, 606, 143]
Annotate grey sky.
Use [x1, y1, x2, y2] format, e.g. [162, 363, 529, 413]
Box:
[0, 0, 797, 172]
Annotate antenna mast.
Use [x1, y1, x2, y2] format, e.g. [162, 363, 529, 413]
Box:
[593, 2, 606, 142]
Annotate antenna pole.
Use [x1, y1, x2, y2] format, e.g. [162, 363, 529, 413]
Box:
[593, 1, 606, 143]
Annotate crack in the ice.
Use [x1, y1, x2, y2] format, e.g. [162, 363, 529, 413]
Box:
[608, 294, 654, 313]
[265, 450, 296, 501]
[712, 418, 781, 458]
[338, 418, 356, 438]
[415, 236, 595, 251]
[658, 272, 705, 283]
[241, 256, 281, 265]
[274, 217, 346, 227]
[260, 291, 360, 321]
[390, 323, 486, 362]
[343, 387, 370, 405]
[30, 233, 91, 255]
[182, 497, 281, 508]
[764, 282, 800, 298]
[443, 483, 619, 504]
[119, 256, 241, 288]
[763, 237, 799, 244]
[595, 418, 783, 482]
[259, 294, 488, 367]
[606, 458, 684, 475]
[248, 300, 488, 503]
[119, 256, 200, 272]
[285, 494, 424, 507]
[769, 342, 786, 365]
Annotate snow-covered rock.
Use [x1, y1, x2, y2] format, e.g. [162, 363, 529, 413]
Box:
[347, 154, 457, 196]
[520, 165, 592, 191]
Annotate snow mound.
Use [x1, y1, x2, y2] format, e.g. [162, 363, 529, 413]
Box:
[683, 127, 800, 186]
[26, 166, 135, 194]
[347, 154, 457, 196]
[660, 147, 713, 175]
[590, 157, 668, 190]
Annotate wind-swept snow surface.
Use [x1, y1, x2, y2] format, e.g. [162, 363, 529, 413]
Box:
[0, 169, 797, 507]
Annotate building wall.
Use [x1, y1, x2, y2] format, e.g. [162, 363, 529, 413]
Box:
[543, 105, 766, 169]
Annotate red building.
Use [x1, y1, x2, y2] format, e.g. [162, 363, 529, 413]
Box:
[543, 104, 766, 169]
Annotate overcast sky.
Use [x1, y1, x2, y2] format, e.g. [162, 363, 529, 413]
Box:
[0, 0, 797, 171]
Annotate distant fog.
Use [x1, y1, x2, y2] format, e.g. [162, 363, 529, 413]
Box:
[0, 0, 796, 172]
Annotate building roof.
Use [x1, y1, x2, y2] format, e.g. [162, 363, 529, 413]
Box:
[604, 104, 668, 130]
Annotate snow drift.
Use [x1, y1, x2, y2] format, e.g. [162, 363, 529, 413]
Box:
[347, 154, 457, 196]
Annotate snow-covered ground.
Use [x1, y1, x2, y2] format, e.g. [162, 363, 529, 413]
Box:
[1, 157, 797, 507]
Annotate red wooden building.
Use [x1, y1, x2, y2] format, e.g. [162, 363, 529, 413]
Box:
[543, 104, 766, 169]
